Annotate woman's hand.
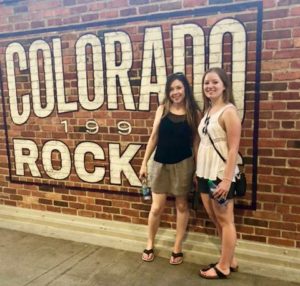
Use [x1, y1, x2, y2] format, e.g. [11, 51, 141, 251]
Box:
[213, 179, 231, 200]
[193, 173, 198, 189]
[139, 164, 147, 179]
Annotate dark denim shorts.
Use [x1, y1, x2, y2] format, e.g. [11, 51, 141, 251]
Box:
[197, 177, 235, 200]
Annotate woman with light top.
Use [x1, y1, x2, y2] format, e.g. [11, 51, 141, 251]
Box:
[196, 67, 241, 279]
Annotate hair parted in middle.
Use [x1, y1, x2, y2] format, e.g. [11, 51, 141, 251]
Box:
[163, 72, 200, 138]
[201, 67, 236, 113]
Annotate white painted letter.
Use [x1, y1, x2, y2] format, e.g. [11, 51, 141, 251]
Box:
[29, 40, 55, 118]
[76, 34, 104, 110]
[74, 142, 105, 183]
[105, 31, 135, 110]
[42, 140, 71, 180]
[13, 139, 41, 177]
[5, 42, 30, 125]
[139, 27, 167, 110]
[53, 38, 78, 113]
[209, 18, 247, 117]
[109, 143, 141, 186]
[172, 23, 205, 103]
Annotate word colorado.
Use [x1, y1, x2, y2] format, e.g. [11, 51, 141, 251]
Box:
[5, 19, 246, 125]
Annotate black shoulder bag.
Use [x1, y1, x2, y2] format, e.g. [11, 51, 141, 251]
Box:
[207, 132, 247, 197]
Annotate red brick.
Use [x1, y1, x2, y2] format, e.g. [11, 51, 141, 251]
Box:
[103, 206, 120, 214]
[264, 29, 291, 40]
[275, 49, 300, 59]
[291, 206, 300, 214]
[121, 208, 139, 217]
[113, 215, 131, 223]
[283, 213, 300, 223]
[69, 202, 85, 209]
[275, 17, 300, 28]
[258, 175, 285, 185]
[264, 9, 288, 20]
[268, 237, 295, 247]
[183, 0, 207, 8]
[283, 195, 300, 205]
[242, 235, 267, 243]
[255, 228, 281, 237]
[139, 4, 159, 14]
[274, 71, 300, 81]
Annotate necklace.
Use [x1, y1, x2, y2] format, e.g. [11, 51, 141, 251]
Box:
[202, 111, 210, 135]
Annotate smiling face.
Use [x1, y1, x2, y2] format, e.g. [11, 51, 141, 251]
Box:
[203, 72, 225, 102]
[169, 79, 186, 105]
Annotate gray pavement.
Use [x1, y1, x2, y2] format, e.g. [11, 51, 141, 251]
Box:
[0, 227, 299, 286]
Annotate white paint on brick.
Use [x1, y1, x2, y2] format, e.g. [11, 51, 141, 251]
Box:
[139, 26, 167, 110]
[53, 38, 78, 113]
[109, 143, 141, 186]
[209, 18, 246, 118]
[172, 23, 205, 103]
[29, 40, 55, 118]
[76, 34, 104, 110]
[74, 142, 105, 183]
[105, 31, 135, 110]
[13, 139, 41, 177]
[42, 140, 71, 180]
[6, 42, 31, 125]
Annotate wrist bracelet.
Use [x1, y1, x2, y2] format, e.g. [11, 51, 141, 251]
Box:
[222, 177, 232, 182]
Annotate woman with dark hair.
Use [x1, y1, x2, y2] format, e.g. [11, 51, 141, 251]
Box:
[139, 72, 200, 265]
[196, 67, 241, 279]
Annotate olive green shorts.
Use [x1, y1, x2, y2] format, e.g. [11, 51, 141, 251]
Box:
[150, 156, 195, 197]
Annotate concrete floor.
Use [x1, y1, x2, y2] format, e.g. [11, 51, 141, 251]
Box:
[0, 228, 299, 286]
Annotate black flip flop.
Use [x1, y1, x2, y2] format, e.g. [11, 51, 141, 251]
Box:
[142, 248, 154, 262]
[199, 266, 229, 279]
[169, 252, 183, 265]
[202, 262, 238, 272]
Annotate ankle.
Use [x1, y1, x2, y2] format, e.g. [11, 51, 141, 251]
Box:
[216, 263, 230, 274]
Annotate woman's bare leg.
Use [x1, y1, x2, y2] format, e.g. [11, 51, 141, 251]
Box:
[170, 195, 189, 264]
[142, 193, 167, 260]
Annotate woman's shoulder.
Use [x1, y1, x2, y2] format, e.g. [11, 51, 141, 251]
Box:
[223, 103, 238, 114]
[156, 104, 165, 114]
[153, 105, 165, 121]
[221, 104, 241, 123]
[218, 103, 237, 115]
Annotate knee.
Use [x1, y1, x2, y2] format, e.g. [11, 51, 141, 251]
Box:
[150, 205, 164, 217]
[215, 215, 233, 228]
[176, 201, 189, 213]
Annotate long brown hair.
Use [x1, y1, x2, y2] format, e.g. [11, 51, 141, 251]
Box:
[202, 67, 235, 113]
[163, 72, 200, 138]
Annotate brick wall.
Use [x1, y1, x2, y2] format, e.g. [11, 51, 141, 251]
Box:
[0, 0, 299, 248]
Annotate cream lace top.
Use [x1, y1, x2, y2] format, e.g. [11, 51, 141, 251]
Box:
[196, 104, 239, 181]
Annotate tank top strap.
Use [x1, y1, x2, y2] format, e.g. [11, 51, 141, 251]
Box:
[214, 103, 235, 119]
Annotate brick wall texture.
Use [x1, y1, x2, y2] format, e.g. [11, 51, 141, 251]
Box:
[0, 0, 299, 248]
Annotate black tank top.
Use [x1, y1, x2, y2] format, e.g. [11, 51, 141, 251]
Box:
[154, 112, 193, 164]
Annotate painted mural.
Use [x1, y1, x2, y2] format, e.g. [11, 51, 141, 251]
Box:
[0, 2, 262, 209]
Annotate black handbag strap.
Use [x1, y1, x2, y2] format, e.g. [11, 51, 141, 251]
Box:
[207, 132, 226, 163]
[207, 132, 244, 167]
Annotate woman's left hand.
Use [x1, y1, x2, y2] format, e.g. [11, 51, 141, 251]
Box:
[213, 180, 231, 200]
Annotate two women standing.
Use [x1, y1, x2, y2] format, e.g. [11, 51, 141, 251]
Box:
[140, 68, 241, 279]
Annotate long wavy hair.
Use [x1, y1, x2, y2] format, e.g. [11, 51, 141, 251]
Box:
[202, 67, 236, 113]
[163, 72, 200, 139]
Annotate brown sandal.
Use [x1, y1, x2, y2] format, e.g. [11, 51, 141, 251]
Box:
[199, 266, 229, 279]
[169, 252, 183, 265]
[203, 262, 238, 272]
[142, 249, 154, 262]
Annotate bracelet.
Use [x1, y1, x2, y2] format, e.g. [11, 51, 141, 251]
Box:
[222, 177, 232, 182]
